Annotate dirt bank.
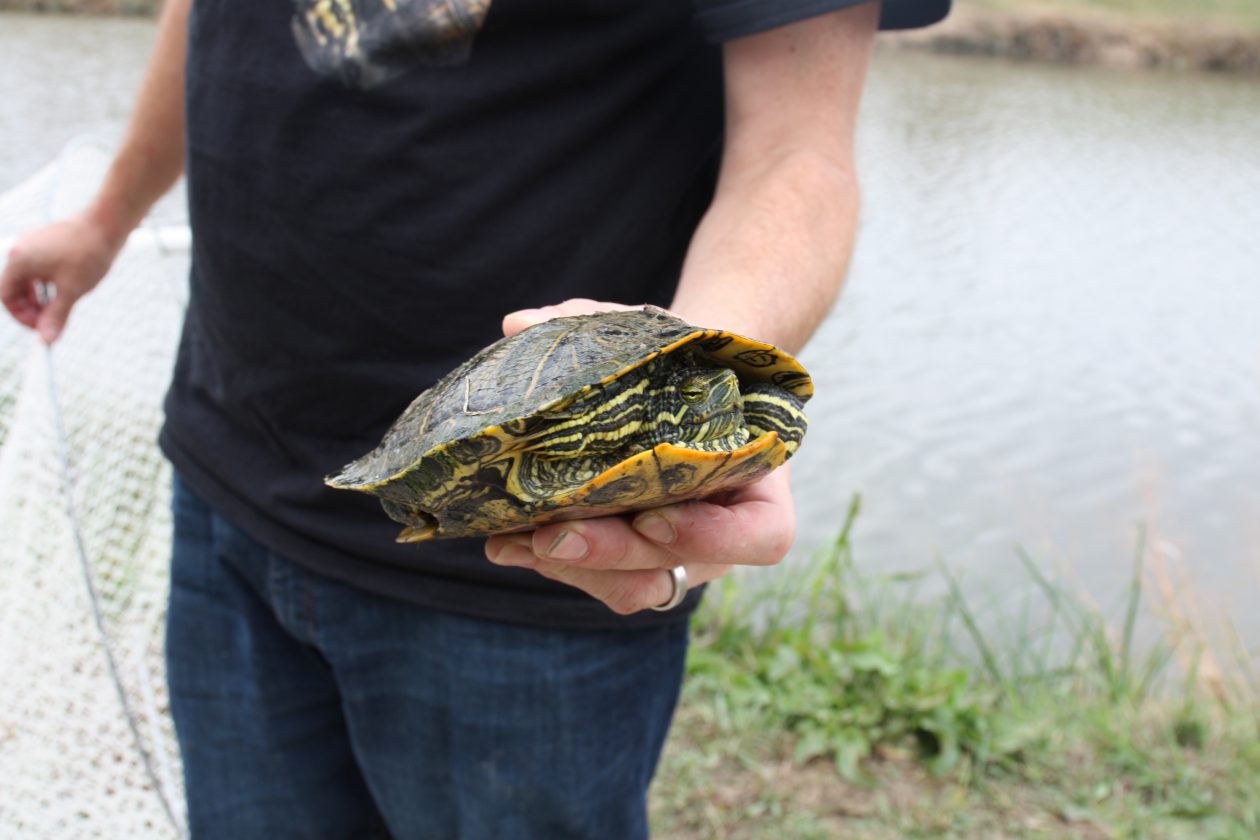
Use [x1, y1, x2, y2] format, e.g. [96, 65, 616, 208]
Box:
[883, 4, 1260, 74]
[0, 0, 153, 14]
[4, 0, 1260, 75]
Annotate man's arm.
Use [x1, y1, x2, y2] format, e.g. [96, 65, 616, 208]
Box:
[488, 3, 879, 614]
[670, 2, 877, 352]
[0, 0, 191, 343]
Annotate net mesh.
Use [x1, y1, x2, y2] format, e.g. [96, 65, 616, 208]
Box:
[0, 143, 189, 838]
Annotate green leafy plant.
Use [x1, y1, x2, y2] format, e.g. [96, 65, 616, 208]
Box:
[656, 496, 1260, 839]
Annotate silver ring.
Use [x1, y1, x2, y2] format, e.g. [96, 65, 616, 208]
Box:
[650, 565, 688, 612]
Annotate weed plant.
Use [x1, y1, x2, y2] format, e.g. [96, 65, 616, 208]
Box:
[653, 497, 1260, 839]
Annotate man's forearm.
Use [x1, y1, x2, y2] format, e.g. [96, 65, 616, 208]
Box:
[670, 149, 860, 354]
[669, 2, 878, 354]
[87, 0, 191, 247]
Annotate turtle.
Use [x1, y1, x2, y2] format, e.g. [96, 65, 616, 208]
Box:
[325, 306, 812, 542]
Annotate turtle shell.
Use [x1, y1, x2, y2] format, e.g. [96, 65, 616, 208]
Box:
[326, 306, 812, 541]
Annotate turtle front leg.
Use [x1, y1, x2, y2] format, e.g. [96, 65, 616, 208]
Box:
[741, 384, 808, 454]
[510, 450, 614, 502]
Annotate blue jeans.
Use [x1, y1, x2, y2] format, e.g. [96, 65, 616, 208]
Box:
[166, 477, 688, 839]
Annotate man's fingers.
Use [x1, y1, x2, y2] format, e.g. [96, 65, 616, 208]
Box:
[486, 529, 732, 615]
[1, 281, 42, 329]
[501, 298, 640, 337]
[631, 497, 794, 568]
[488, 517, 665, 572]
[633, 466, 796, 567]
[529, 517, 672, 571]
[486, 466, 796, 573]
[3, 218, 115, 342]
[487, 496, 792, 574]
[489, 514, 683, 572]
[34, 287, 76, 345]
[1, 248, 42, 330]
[484, 533, 533, 566]
[501, 306, 561, 337]
[530, 561, 731, 616]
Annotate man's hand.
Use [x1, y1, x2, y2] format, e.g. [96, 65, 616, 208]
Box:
[485, 298, 797, 615]
[1, 213, 124, 344]
[2, 0, 190, 345]
[500, 297, 638, 337]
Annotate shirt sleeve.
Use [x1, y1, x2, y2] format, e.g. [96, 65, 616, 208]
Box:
[691, 0, 952, 43]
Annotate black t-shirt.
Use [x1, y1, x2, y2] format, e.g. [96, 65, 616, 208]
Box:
[161, 0, 949, 630]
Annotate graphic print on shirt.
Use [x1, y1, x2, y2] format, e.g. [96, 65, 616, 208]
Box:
[291, 0, 492, 88]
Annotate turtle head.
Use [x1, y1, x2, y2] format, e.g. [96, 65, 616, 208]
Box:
[677, 367, 741, 420]
[650, 366, 746, 448]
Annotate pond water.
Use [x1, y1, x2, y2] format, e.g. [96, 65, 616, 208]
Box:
[2, 13, 1258, 646]
[801, 49, 1260, 647]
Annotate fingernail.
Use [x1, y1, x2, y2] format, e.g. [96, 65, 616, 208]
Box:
[491, 544, 536, 568]
[544, 530, 588, 561]
[633, 512, 676, 545]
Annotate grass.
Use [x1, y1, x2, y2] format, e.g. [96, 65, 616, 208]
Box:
[651, 497, 1260, 838]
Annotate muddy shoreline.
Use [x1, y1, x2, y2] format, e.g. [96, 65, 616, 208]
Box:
[3, 1, 1259, 75]
[0, 0, 153, 15]
[883, 5, 1260, 75]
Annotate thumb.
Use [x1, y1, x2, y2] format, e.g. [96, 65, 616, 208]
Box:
[34, 287, 77, 345]
[501, 305, 562, 337]
[502, 299, 642, 337]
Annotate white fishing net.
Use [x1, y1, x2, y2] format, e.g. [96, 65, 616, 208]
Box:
[0, 142, 189, 838]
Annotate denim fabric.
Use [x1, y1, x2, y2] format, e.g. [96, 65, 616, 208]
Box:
[167, 476, 689, 839]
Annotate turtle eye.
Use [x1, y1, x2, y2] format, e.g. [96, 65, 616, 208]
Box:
[680, 381, 707, 404]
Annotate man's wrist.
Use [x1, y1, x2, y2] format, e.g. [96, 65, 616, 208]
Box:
[83, 192, 142, 254]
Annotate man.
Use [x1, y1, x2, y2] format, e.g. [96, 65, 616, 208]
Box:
[2, 0, 948, 836]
